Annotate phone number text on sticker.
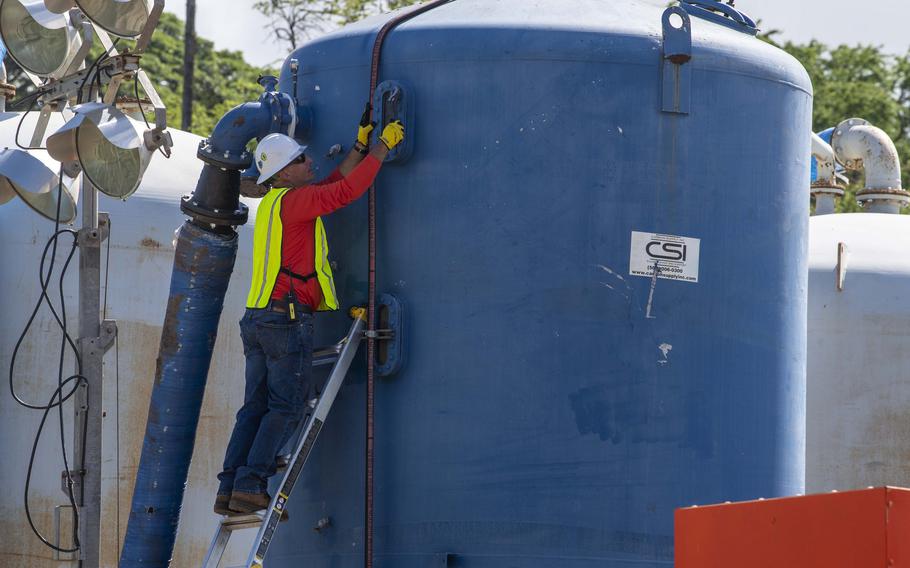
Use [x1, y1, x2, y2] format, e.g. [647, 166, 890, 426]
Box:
[629, 231, 700, 283]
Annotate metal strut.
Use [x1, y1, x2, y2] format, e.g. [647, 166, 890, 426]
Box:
[364, 3, 454, 566]
[200, 309, 368, 568]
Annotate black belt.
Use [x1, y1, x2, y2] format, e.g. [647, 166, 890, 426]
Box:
[265, 299, 312, 314]
[280, 267, 317, 282]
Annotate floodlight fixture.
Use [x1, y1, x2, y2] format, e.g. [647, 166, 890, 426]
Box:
[0, 0, 82, 77]
[74, 0, 150, 38]
[48, 101, 160, 199]
[44, 0, 76, 13]
[0, 147, 79, 222]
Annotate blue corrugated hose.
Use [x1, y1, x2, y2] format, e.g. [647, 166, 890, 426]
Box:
[119, 221, 237, 567]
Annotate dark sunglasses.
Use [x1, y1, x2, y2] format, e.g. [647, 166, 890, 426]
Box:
[292, 153, 308, 165]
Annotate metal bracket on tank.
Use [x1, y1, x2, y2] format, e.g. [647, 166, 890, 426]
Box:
[372, 80, 415, 163]
[374, 293, 406, 377]
[679, 0, 758, 36]
[661, 6, 692, 115]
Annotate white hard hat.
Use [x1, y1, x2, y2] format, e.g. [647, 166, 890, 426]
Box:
[255, 133, 308, 185]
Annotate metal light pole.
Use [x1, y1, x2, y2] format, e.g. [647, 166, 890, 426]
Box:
[72, 178, 116, 567]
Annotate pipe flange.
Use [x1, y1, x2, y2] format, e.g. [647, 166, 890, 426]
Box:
[197, 139, 253, 170]
[856, 188, 910, 203]
[180, 196, 249, 226]
[810, 185, 844, 197]
[830, 118, 870, 170]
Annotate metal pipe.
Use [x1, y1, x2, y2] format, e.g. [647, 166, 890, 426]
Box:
[119, 221, 237, 568]
[831, 118, 907, 213]
[810, 132, 841, 216]
[121, 73, 299, 567]
[73, 180, 106, 568]
[811, 133, 836, 184]
[182, 76, 296, 227]
[0, 63, 6, 113]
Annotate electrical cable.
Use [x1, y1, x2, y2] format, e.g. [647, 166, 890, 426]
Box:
[9, 166, 88, 554]
[14, 98, 47, 151]
[103, 218, 112, 319]
[14, 39, 120, 151]
[133, 74, 171, 158]
[77, 39, 120, 105]
[8, 30, 121, 562]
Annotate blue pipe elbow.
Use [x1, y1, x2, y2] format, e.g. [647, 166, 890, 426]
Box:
[184, 75, 303, 226]
[196, 75, 302, 170]
[205, 100, 272, 161]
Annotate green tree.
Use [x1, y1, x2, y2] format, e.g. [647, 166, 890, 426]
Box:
[763, 35, 910, 213]
[250, 0, 423, 43]
[139, 12, 276, 136]
[333, 0, 422, 25]
[252, 0, 337, 52]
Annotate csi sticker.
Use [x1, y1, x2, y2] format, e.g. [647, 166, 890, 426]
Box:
[629, 231, 700, 283]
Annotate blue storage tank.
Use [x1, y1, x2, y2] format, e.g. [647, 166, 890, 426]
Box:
[269, 1, 812, 565]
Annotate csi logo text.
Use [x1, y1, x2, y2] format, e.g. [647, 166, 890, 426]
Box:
[645, 240, 687, 262]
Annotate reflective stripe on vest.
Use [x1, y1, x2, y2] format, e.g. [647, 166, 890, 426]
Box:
[246, 188, 339, 311]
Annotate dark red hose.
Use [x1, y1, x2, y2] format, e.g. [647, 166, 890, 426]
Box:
[365, 2, 454, 566]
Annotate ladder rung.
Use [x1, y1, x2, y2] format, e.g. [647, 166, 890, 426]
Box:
[313, 344, 342, 367]
[219, 513, 263, 531]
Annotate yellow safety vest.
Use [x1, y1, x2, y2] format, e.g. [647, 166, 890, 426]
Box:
[246, 187, 339, 311]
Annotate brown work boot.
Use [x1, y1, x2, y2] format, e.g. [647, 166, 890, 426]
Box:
[229, 491, 289, 521]
[213, 494, 233, 515]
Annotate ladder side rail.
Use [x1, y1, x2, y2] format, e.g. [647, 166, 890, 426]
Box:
[246, 313, 367, 567]
[201, 526, 232, 568]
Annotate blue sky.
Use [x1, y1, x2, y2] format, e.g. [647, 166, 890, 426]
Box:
[164, 0, 909, 68]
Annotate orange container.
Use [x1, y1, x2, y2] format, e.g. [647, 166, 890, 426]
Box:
[676, 487, 910, 567]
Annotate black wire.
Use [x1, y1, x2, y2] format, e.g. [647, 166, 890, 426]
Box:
[55, 207, 82, 551]
[15, 38, 120, 150]
[23, 375, 86, 554]
[134, 75, 171, 158]
[78, 39, 120, 105]
[10, 166, 86, 553]
[8, 234, 82, 410]
[15, 97, 47, 151]
[103, 219, 112, 319]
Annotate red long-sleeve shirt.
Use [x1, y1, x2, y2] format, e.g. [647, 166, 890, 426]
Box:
[270, 155, 381, 307]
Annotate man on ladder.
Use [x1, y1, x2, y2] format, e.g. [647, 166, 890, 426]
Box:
[214, 106, 405, 517]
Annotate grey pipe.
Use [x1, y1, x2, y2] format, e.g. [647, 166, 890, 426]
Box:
[831, 118, 907, 213]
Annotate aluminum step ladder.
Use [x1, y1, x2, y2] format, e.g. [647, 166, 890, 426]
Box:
[202, 308, 367, 568]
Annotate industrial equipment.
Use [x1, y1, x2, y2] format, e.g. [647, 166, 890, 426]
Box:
[676, 487, 910, 568]
[117, 0, 814, 566]
[806, 118, 909, 494]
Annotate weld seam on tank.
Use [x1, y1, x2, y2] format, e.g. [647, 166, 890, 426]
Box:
[119, 221, 237, 567]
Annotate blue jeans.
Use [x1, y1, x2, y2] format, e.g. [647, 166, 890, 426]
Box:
[217, 308, 314, 495]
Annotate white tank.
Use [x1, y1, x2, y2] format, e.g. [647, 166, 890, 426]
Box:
[0, 112, 258, 566]
[806, 211, 910, 492]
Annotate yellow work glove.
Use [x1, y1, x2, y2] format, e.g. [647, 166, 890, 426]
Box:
[379, 120, 405, 150]
[357, 102, 375, 146]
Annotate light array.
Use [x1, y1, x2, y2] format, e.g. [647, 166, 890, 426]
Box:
[0, 0, 171, 221]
